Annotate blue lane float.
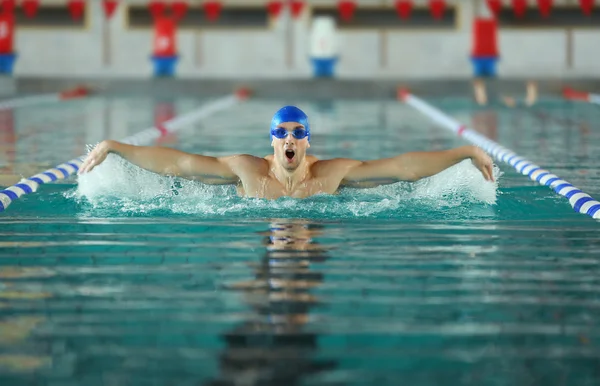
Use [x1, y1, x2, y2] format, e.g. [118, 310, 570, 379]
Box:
[0, 159, 84, 211]
[0, 92, 246, 213]
[398, 89, 600, 220]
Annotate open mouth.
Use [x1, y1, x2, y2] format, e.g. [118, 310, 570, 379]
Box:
[285, 149, 295, 161]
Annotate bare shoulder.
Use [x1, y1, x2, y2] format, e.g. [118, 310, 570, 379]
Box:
[221, 154, 267, 165]
[312, 157, 361, 171]
[311, 157, 362, 177]
[222, 154, 269, 172]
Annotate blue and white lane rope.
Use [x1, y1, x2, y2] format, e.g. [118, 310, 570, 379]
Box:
[399, 90, 600, 220]
[0, 92, 245, 212]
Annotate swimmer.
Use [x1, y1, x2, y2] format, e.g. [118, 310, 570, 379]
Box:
[79, 106, 494, 199]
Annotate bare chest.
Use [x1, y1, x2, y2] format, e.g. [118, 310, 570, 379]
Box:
[237, 176, 338, 199]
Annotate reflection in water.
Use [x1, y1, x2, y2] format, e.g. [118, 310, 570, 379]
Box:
[206, 219, 337, 386]
[154, 100, 179, 146]
[470, 109, 498, 141]
[0, 109, 16, 186]
[0, 267, 51, 375]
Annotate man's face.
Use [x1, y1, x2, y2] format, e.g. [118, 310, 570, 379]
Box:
[271, 121, 310, 171]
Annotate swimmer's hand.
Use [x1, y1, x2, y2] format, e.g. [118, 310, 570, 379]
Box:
[77, 141, 240, 184]
[78, 140, 114, 175]
[469, 146, 495, 182]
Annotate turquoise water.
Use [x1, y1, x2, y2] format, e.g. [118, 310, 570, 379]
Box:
[1, 97, 599, 385]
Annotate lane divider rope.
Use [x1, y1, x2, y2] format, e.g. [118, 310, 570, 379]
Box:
[0, 89, 250, 212]
[562, 87, 600, 105]
[0, 86, 90, 110]
[398, 88, 600, 220]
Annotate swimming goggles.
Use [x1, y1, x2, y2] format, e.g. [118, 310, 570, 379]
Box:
[270, 127, 309, 140]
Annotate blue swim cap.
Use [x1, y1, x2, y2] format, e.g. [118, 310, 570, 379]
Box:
[271, 105, 310, 142]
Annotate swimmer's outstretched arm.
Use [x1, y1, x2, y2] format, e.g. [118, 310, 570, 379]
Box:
[78, 140, 240, 184]
[340, 145, 494, 185]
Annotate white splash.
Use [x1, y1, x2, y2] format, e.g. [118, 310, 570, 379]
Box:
[413, 159, 501, 205]
[74, 154, 501, 218]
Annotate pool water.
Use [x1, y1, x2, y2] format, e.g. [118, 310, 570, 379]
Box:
[1, 96, 599, 385]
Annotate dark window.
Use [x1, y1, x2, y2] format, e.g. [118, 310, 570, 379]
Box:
[127, 5, 270, 29]
[311, 6, 457, 29]
[14, 6, 86, 28]
[496, 5, 600, 27]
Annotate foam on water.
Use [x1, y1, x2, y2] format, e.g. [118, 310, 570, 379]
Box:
[73, 154, 501, 219]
